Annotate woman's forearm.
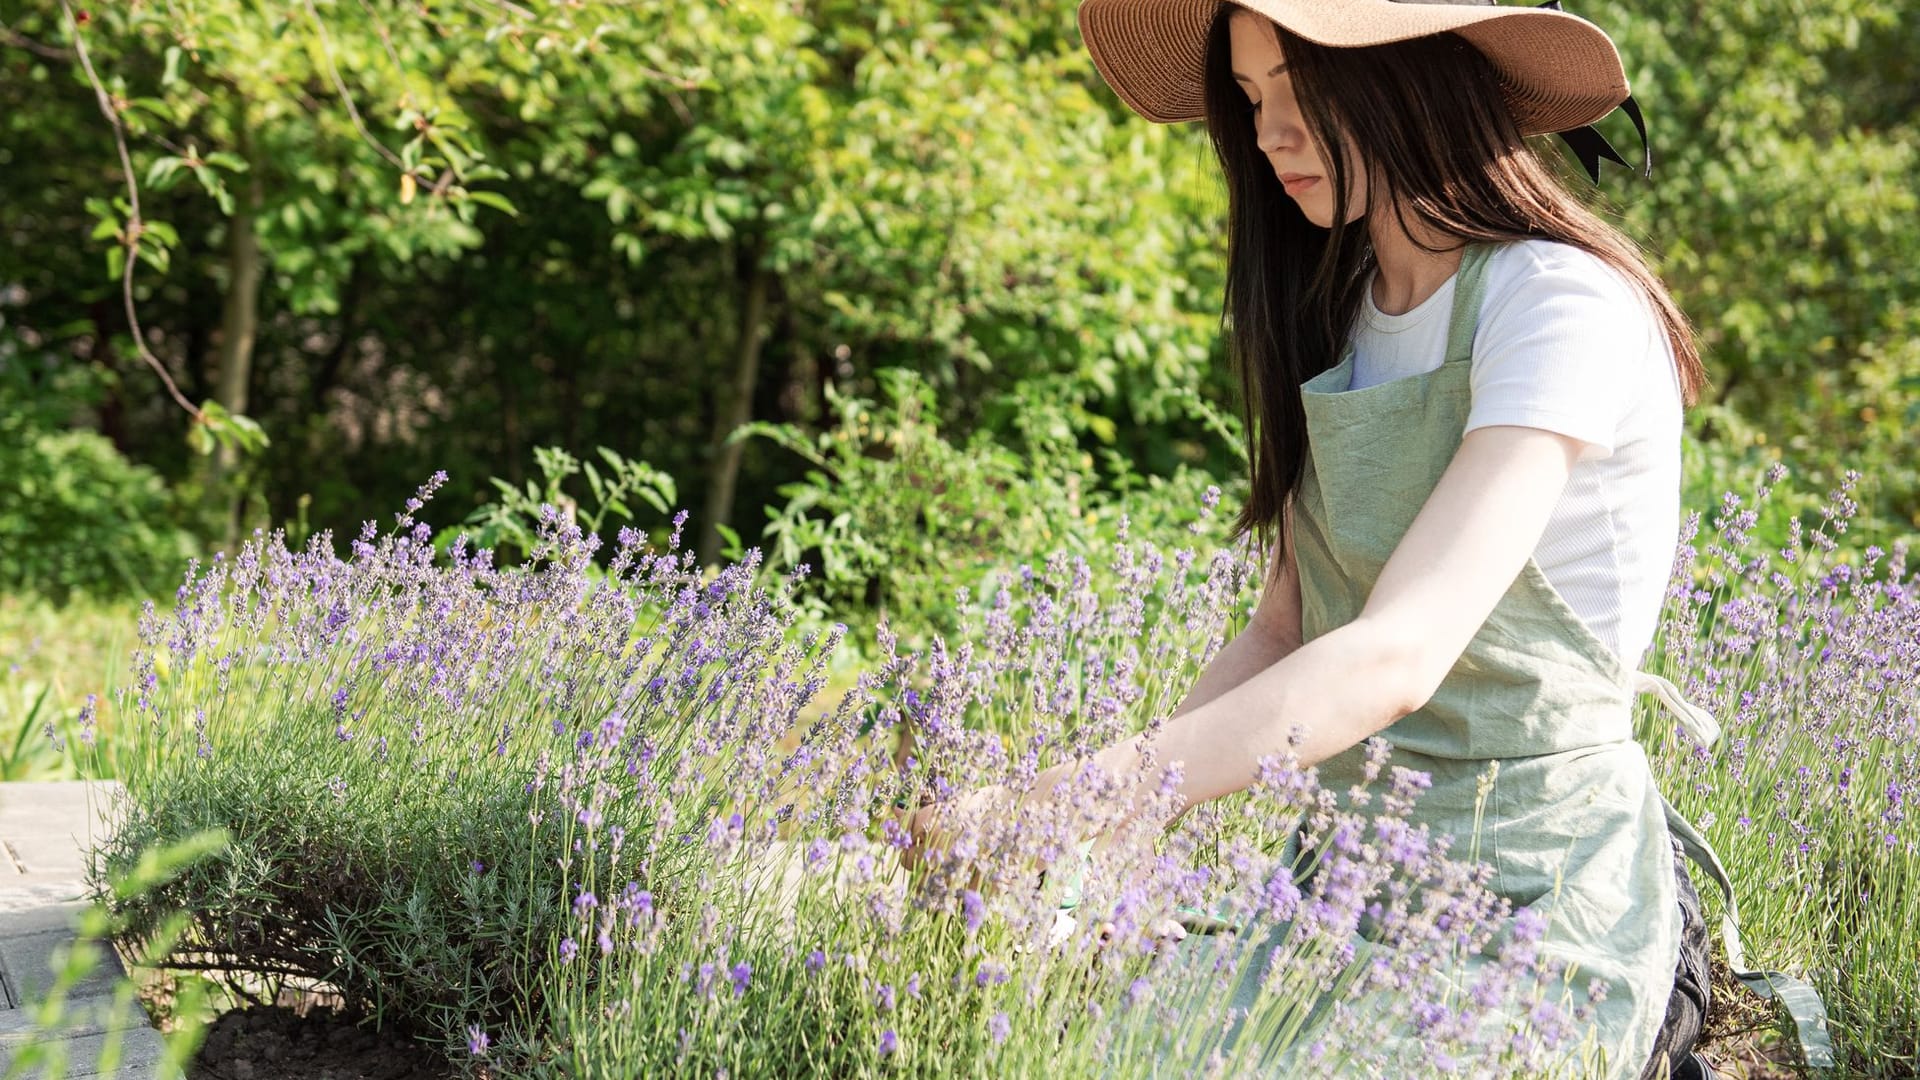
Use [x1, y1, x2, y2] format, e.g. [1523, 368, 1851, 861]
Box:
[1030, 621, 1306, 838]
[1094, 617, 1420, 820]
[1169, 620, 1303, 721]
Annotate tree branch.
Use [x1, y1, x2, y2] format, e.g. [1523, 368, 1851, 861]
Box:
[59, 0, 202, 421]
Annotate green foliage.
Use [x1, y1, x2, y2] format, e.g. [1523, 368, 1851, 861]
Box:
[737, 366, 1247, 660]
[736, 368, 1046, 628]
[184, 400, 269, 460]
[0, 362, 199, 600]
[435, 444, 678, 568]
[0, 678, 55, 783]
[1595, 0, 1920, 535]
[1, 0, 1241, 561]
[0, 422, 196, 602]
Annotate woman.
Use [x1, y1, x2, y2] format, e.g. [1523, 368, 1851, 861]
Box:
[908, 1, 1829, 1077]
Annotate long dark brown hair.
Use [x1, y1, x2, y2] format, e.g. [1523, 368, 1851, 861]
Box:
[1204, 5, 1707, 580]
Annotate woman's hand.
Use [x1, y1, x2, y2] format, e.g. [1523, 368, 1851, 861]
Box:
[899, 782, 1016, 881]
[900, 766, 1124, 894]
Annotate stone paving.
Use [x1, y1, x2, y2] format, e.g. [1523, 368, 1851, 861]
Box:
[0, 781, 174, 1079]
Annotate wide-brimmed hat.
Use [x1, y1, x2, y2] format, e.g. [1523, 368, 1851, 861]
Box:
[1077, 0, 1648, 175]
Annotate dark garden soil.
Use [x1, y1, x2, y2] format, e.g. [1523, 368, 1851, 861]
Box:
[187, 1004, 462, 1080]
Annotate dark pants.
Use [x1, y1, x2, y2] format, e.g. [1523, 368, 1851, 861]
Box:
[1641, 837, 1712, 1080]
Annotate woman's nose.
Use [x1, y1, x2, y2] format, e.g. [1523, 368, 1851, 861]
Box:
[1256, 109, 1300, 155]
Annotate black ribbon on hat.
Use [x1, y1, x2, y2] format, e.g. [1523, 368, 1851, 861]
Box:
[1536, 0, 1652, 183]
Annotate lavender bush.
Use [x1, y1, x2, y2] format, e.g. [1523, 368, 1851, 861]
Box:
[1647, 464, 1919, 1072]
[86, 474, 1604, 1077]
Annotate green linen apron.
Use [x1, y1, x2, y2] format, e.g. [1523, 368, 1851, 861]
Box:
[1061, 242, 1832, 1077]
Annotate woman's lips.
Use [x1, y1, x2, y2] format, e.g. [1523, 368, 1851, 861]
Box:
[1281, 174, 1320, 196]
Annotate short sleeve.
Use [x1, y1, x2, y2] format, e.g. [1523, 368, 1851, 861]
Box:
[1465, 242, 1655, 463]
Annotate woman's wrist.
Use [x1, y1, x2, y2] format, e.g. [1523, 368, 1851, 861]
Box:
[1019, 734, 1157, 842]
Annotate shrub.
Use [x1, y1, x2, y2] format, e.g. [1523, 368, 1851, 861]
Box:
[1646, 464, 1920, 1072]
[736, 366, 1246, 664]
[0, 421, 199, 603]
[93, 476, 1595, 1077]
[0, 346, 200, 605]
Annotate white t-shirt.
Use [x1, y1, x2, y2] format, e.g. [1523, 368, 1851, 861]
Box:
[1346, 239, 1683, 673]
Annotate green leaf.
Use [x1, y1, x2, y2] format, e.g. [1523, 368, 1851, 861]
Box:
[146, 157, 186, 190]
[714, 522, 743, 562]
[193, 166, 234, 214]
[135, 241, 170, 275]
[463, 190, 519, 217]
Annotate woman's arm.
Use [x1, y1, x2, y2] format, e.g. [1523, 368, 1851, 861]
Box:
[1064, 423, 1586, 826]
[908, 503, 1307, 869]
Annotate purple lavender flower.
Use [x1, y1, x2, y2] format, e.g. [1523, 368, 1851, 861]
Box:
[988, 1011, 1011, 1045]
[961, 889, 984, 935]
[76, 694, 97, 748]
[466, 1023, 489, 1056]
[877, 1030, 898, 1056]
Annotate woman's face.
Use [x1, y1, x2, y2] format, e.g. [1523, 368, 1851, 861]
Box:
[1228, 11, 1368, 228]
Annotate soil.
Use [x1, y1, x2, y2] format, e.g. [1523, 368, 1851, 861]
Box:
[187, 1004, 462, 1080]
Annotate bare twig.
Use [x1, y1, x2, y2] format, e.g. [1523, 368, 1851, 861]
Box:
[58, 0, 203, 421]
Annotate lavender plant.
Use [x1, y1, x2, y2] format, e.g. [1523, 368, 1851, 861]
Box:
[1646, 464, 1919, 1074]
[83, 474, 1636, 1077]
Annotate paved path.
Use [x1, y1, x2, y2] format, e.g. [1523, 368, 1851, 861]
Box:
[0, 781, 173, 1079]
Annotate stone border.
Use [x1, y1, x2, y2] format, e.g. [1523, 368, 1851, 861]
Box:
[0, 781, 174, 1079]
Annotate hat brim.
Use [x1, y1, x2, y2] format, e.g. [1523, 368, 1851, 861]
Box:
[1077, 0, 1629, 136]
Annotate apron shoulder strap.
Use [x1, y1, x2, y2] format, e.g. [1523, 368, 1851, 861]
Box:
[1443, 242, 1499, 365]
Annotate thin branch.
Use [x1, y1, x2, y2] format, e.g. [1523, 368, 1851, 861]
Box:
[0, 21, 76, 60]
[302, 0, 406, 171]
[137, 955, 333, 982]
[353, 0, 406, 81]
[59, 0, 202, 421]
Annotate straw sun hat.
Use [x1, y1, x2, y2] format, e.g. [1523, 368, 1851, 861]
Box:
[1076, 0, 1650, 180]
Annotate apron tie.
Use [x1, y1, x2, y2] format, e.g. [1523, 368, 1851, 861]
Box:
[1633, 669, 1836, 1071]
[1631, 669, 1721, 748]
